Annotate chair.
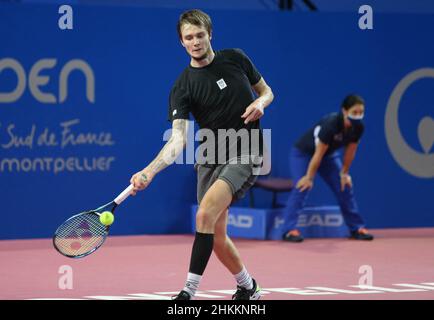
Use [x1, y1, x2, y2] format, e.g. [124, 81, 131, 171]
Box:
[249, 177, 294, 208]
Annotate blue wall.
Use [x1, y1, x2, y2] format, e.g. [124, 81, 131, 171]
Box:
[18, 0, 434, 13]
[313, 0, 434, 13]
[1, 3, 433, 239]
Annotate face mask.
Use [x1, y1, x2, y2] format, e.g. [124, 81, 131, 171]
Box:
[347, 114, 364, 126]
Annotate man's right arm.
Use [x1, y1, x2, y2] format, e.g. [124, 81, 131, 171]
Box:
[130, 119, 189, 194]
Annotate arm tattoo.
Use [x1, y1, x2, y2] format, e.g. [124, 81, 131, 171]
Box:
[148, 119, 188, 175]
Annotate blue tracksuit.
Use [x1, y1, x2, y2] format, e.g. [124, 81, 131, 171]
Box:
[283, 112, 366, 233]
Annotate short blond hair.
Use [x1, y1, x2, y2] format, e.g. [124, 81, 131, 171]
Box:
[177, 9, 212, 40]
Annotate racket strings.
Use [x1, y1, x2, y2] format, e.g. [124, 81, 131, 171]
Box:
[54, 212, 107, 257]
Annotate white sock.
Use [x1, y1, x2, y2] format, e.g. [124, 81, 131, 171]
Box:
[183, 272, 202, 298]
[234, 266, 253, 290]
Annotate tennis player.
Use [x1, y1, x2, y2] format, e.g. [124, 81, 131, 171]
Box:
[130, 9, 273, 300]
[282, 94, 374, 243]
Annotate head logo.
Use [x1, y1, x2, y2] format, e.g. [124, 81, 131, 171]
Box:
[228, 214, 253, 228]
[385, 68, 434, 178]
[0, 58, 95, 104]
[297, 214, 343, 227]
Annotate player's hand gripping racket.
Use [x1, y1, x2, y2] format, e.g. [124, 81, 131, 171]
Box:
[53, 185, 133, 258]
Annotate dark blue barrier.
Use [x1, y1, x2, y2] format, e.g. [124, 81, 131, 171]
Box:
[191, 205, 349, 240]
[1, 3, 433, 239]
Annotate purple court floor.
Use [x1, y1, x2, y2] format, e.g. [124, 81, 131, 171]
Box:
[1, 228, 434, 300]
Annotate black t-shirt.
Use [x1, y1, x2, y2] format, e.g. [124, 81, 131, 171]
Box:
[168, 48, 263, 164]
[295, 112, 364, 156]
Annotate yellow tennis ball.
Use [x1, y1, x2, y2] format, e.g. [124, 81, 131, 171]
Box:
[99, 211, 114, 226]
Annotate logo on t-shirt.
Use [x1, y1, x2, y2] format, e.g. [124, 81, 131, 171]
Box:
[216, 78, 227, 90]
[172, 109, 177, 116]
[334, 133, 343, 141]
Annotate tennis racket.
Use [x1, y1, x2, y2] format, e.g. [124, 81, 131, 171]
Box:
[53, 184, 133, 258]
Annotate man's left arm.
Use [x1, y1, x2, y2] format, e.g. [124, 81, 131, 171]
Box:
[241, 78, 274, 124]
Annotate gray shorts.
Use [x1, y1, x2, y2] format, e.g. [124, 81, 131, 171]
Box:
[195, 158, 261, 204]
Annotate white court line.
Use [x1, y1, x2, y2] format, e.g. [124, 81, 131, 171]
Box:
[307, 287, 383, 294]
[26, 281, 434, 300]
[155, 291, 225, 298]
[394, 284, 434, 290]
[265, 288, 337, 295]
[352, 285, 426, 293]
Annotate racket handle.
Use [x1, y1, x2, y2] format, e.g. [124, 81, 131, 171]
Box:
[114, 184, 134, 205]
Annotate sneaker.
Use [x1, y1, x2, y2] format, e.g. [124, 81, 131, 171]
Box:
[172, 290, 191, 300]
[232, 278, 261, 300]
[282, 230, 304, 243]
[350, 228, 374, 241]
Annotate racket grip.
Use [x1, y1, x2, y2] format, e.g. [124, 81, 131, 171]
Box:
[114, 184, 134, 205]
